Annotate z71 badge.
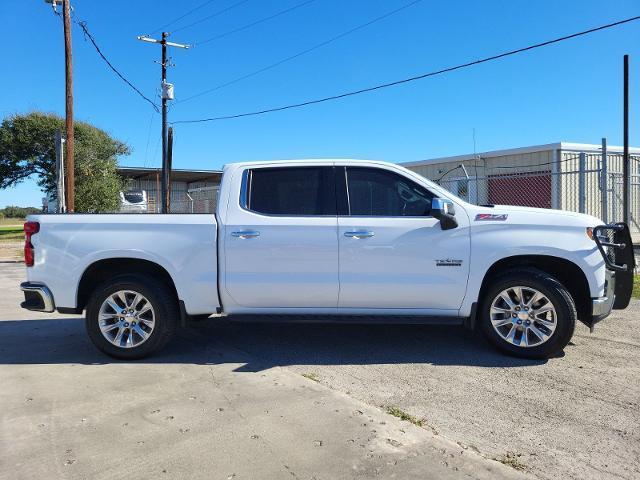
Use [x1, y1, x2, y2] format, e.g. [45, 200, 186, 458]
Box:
[475, 213, 508, 221]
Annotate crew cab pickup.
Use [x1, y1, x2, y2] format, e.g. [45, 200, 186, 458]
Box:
[20, 160, 635, 359]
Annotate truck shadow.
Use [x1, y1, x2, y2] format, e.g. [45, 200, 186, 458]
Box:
[0, 317, 550, 369]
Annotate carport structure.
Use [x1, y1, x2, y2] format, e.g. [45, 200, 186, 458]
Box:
[118, 167, 222, 213]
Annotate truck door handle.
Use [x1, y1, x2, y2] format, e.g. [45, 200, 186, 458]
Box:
[344, 230, 374, 238]
[231, 230, 260, 239]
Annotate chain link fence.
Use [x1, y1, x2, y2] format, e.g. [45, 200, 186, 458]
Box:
[437, 153, 640, 240]
[120, 186, 219, 214]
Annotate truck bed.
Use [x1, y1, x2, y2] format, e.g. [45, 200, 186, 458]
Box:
[26, 214, 219, 315]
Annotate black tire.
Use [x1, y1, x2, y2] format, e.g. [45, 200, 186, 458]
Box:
[85, 274, 178, 359]
[480, 268, 576, 359]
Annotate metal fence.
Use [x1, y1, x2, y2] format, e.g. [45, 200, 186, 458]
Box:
[170, 185, 218, 214]
[437, 153, 640, 240]
[131, 186, 218, 214]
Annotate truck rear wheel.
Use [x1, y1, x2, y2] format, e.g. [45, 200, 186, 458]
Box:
[85, 274, 178, 359]
[480, 269, 576, 359]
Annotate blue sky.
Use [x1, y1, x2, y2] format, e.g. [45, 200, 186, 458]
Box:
[1, 0, 639, 207]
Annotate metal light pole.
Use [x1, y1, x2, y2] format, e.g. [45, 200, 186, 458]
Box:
[623, 54, 630, 225]
[54, 131, 66, 213]
[166, 126, 174, 212]
[137, 33, 189, 214]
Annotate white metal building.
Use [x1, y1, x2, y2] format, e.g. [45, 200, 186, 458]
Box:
[401, 142, 640, 240]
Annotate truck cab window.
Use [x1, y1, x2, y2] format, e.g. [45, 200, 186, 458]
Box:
[346, 167, 433, 216]
[246, 167, 335, 216]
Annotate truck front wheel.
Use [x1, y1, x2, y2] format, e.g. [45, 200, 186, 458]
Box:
[85, 274, 178, 359]
[480, 269, 576, 359]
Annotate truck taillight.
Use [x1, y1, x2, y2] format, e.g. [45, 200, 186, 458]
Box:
[24, 221, 40, 267]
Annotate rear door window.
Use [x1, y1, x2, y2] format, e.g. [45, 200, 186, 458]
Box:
[246, 167, 336, 216]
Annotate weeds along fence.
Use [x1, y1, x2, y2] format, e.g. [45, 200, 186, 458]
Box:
[435, 153, 640, 240]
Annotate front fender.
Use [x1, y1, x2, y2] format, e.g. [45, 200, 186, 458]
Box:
[460, 224, 605, 316]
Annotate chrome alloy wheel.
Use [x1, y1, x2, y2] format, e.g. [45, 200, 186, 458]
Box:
[489, 286, 557, 348]
[98, 290, 155, 348]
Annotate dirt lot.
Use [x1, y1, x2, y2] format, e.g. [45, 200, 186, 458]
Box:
[2, 262, 639, 479]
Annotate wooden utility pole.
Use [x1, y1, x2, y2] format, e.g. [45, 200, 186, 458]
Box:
[136, 32, 189, 214]
[62, 0, 75, 212]
[161, 32, 169, 214]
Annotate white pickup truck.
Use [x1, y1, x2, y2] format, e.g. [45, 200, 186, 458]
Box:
[20, 160, 635, 360]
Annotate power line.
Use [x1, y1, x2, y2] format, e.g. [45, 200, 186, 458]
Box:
[171, 0, 252, 34]
[77, 21, 160, 112]
[151, 135, 162, 168]
[194, 0, 317, 46]
[177, 0, 424, 104]
[149, 0, 218, 35]
[172, 15, 640, 125]
[142, 108, 157, 168]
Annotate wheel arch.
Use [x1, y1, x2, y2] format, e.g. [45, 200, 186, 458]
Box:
[76, 258, 179, 312]
[478, 255, 591, 322]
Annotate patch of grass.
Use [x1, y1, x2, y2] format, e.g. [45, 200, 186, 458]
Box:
[0, 228, 23, 242]
[301, 372, 320, 382]
[385, 406, 425, 428]
[633, 275, 640, 300]
[493, 452, 526, 471]
[0, 225, 23, 232]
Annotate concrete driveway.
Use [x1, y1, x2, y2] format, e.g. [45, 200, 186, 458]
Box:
[206, 305, 640, 480]
[0, 262, 525, 480]
[2, 263, 638, 480]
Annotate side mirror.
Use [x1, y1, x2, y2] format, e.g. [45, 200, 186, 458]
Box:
[431, 198, 458, 230]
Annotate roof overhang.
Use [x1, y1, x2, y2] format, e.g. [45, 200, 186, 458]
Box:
[117, 167, 222, 183]
[400, 142, 640, 167]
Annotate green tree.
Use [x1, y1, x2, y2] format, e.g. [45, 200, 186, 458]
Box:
[0, 112, 130, 213]
[0, 206, 41, 218]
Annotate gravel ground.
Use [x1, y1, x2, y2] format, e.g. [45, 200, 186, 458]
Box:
[196, 302, 640, 480]
[0, 241, 22, 262]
